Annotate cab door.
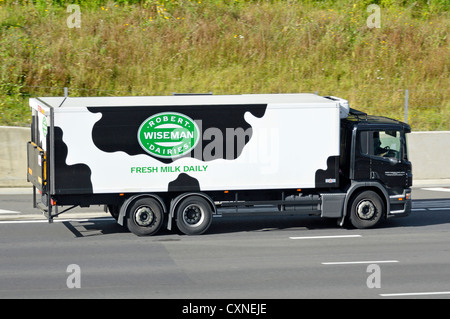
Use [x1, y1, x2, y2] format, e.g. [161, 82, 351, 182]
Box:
[358, 130, 411, 188]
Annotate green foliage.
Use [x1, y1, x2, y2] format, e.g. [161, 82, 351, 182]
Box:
[0, 0, 448, 130]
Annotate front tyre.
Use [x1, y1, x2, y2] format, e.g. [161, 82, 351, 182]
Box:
[175, 196, 213, 235]
[349, 190, 385, 229]
[126, 198, 164, 236]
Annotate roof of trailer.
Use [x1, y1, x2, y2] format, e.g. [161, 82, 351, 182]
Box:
[35, 93, 342, 108]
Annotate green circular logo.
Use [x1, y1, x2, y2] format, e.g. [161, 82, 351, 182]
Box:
[138, 112, 200, 159]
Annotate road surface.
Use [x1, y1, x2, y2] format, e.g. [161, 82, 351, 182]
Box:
[0, 186, 449, 301]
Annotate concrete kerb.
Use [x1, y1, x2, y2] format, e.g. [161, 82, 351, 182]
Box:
[0, 187, 34, 195]
[0, 126, 30, 188]
[407, 131, 450, 180]
[412, 179, 450, 187]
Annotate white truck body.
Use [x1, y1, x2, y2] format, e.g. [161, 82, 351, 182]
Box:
[29, 94, 349, 195]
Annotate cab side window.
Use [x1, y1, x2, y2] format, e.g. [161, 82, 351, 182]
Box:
[360, 131, 402, 160]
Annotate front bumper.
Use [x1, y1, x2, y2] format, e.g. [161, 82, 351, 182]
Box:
[388, 188, 412, 217]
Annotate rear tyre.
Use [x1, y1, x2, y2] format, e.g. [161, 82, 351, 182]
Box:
[349, 190, 384, 229]
[175, 196, 213, 235]
[126, 198, 164, 236]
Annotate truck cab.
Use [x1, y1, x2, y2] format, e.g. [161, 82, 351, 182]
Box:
[339, 109, 412, 227]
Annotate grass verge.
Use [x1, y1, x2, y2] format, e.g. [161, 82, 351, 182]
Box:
[0, 0, 448, 130]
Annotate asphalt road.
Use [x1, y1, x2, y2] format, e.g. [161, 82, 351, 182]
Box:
[0, 186, 449, 301]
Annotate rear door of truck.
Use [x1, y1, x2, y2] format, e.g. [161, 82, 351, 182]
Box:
[27, 98, 52, 194]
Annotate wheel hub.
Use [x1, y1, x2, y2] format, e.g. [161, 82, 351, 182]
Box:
[135, 206, 154, 226]
[183, 205, 204, 226]
[356, 200, 376, 220]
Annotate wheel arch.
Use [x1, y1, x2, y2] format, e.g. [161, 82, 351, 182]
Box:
[340, 181, 390, 226]
[117, 194, 167, 226]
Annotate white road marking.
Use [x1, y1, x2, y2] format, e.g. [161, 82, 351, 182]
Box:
[0, 217, 115, 224]
[0, 220, 49, 224]
[421, 187, 450, 192]
[322, 260, 399, 265]
[289, 235, 362, 240]
[0, 209, 21, 214]
[380, 291, 450, 297]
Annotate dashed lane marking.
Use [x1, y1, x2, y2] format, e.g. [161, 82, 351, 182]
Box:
[289, 235, 362, 240]
[322, 260, 399, 265]
[421, 187, 450, 192]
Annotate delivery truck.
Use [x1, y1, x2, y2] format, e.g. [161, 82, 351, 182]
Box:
[27, 93, 412, 235]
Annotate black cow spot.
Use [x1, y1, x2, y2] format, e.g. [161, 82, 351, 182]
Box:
[168, 173, 200, 192]
[88, 104, 267, 164]
[314, 156, 339, 188]
[54, 127, 93, 194]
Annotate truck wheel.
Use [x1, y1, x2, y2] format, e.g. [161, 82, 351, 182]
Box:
[175, 196, 213, 235]
[126, 198, 164, 236]
[349, 190, 384, 229]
